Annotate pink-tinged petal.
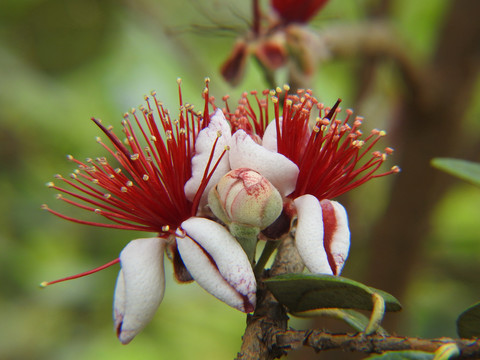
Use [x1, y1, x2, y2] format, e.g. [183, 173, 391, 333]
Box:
[114, 237, 167, 344]
[229, 130, 299, 196]
[261, 118, 280, 152]
[320, 199, 350, 275]
[184, 109, 232, 209]
[176, 217, 256, 312]
[293, 195, 333, 275]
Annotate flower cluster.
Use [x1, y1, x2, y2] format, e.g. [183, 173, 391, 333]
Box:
[42, 80, 398, 344]
[221, 0, 330, 85]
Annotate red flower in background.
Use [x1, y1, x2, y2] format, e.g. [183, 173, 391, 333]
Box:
[272, 0, 329, 24]
[220, 0, 330, 86]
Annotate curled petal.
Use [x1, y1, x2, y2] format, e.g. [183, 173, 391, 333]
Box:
[184, 109, 232, 209]
[229, 130, 299, 196]
[320, 199, 350, 275]
[114, 237, 167, 344]
[176, 217, 256, 312]
[293, 194, 332, 274]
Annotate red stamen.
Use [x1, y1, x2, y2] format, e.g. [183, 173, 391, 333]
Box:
[40, 258, 120, 288]
[229, 88, 397, 201]
[46, 80, 214, 234]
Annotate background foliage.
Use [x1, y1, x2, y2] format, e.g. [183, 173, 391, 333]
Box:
[1, 0, 479, 359]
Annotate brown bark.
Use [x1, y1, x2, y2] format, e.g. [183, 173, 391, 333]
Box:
[236, 237, 304, 360]
[275, 330, 480, 358]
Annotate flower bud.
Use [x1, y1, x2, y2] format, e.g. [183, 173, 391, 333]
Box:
[208, 168, 283, 230]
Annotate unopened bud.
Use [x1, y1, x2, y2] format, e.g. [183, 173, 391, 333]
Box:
[208, 168, 283, 230]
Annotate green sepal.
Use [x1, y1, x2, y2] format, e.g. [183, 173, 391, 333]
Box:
[264, 273, 402, 312]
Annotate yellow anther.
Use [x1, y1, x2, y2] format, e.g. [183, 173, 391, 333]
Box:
[286, 99, 293, 107]
[276, 86, 282, 93]
[46, 182, 55, 188]
[224, 145, 230, 151]
[130, 108, 136, 114]
[269, 90, 276, 96]
[54, 174, 63, 179]
[96, 137, 102, 143]
[94, 209, 102, 214]
[55, 194, 63, 199]
[162, 225, 170, 232]
[379, 130, 387, 136]
[392, 166, 401, 173]
[91, 179, 99, 184]
[130, 154, 140, 161]
[41, 204, 49, 210]
[204, 77, 210, 83]
[104, 194, 111, 199]
[121, 187, 128, 193]
[150, 135, 157, 142]
[151, 90, 157, 96]
[126, 181, 133, 187]
[177, 77, 182, 85]
[67, 155, 74, 160]
[39, 281, 48, 288]
[283, 84, 290, 91]
[143, 175, 149, 181]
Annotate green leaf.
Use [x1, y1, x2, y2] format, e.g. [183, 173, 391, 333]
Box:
[365, 351, 434, 360]
[431, 158, 480, 187]
[292, 308, 389, 335]
[457, 301, 480, 338]
[264, 273, 402, 313]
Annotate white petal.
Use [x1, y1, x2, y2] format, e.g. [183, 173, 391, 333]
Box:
[114, 237, 167, 344]
[184, 109, 232, 209]
[320, 200, 350, 275]
[229, 130, 299, 196]
[261, 118, 280, 152]
[176, 217, 256, 312]
[293, 195, 333, 275]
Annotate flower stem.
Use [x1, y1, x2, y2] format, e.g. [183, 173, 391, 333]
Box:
[254, 240, 280, 279]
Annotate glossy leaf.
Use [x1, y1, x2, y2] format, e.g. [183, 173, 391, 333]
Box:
[457, 301, 480, 338]
[264, 273, 401, 313]
[365, 351, 434, 360]
[431, 158, 480, 187]
[293, 308, 389, 335]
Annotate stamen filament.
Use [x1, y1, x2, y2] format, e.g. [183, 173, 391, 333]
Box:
[40, 258, 120, 288]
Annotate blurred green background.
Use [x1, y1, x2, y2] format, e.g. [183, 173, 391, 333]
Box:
[1, 0, 480, 359]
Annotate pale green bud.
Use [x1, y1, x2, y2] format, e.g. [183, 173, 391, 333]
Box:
[208, 168, 283, 230]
